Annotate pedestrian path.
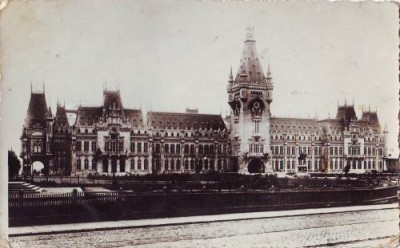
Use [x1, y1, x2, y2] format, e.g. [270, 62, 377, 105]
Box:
[9, 203, 398, 237]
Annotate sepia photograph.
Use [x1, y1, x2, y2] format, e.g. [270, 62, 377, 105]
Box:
[0, 1, 399, 247]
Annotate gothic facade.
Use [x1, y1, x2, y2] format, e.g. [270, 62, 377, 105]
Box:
[20, 31, 388, 176]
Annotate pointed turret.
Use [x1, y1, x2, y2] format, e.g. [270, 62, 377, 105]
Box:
[382, 123, 388, 157]
[266, 64, 273, 104]
[228, 66, 234, 84]
[24, 91, 52, 128]
[103, 90, 125, 121]
[234, 27, 266, 84]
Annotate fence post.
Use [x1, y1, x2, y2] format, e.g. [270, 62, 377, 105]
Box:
[19, 190, 24, 208]
[72, 189, 78, 205]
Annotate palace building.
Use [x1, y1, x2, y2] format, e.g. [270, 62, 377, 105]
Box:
[20, 31, 388, 176]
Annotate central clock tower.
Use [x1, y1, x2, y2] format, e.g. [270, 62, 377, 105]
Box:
[227, 28, 274, 174]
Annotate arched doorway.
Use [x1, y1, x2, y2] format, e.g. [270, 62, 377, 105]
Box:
[32, 161, 45, 175]
[248, 158, 265, 173]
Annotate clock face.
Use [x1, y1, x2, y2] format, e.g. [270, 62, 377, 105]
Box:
[253, 102, 260, 109]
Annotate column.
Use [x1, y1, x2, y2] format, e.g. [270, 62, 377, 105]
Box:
[97, 159, 102, 173]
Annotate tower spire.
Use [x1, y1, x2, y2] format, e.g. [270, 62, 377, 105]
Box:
[246, 26, 255, 40]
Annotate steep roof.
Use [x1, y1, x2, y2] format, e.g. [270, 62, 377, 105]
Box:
[24, 92, 51, 127]
[125, 109, 144, 127]
[75, 106, 103, 126]
[318, 119, 344, 133]
[147, 111, 227, 130]
[361, 111, 380, 126]
[103, 90, 125, 119]
[54, 105, 69, 125]
[336, 105, 357, 121]
[270, 117, 320, 132]
[234, 35, 266, 84]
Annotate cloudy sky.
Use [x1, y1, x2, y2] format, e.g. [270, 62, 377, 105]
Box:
[0, 0, 398, 157]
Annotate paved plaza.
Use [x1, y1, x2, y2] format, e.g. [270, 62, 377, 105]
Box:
[9, 204, 399, 247]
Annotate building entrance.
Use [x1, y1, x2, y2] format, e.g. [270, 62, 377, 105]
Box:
[247, 158, 265, 173]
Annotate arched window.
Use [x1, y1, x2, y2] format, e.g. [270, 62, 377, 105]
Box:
[130, 159, 135, 171]
[198, 145, 203, 155]
[84, 158, 89, 170]
[144, 158, 148, 170]
[170, 159, 175, 170]
[204, 145, 209, 154]
[103, 158, 108, 173]
[164, 144, 169, 153]
[120, 159, 125, 173]
[190, 159, 195, 170]
[77, 158, 81, 170]
[184, 159, 189, 170]
[92, 159, 96, 171]
[176, 159, 181, 170]
[184, 144, 189, 154]
[137, 158, 142, 170]
[164, 159, 168, 171]
[204, 160, 209, 170]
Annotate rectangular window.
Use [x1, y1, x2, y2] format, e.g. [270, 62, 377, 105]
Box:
[156, 144, 160, 153]
[171, 144, 175, 154]
[137, 143, 142, 153]
[119, 141, 124, 152]
[144, 143, 148, 153]
[131, 142, 135, 152]
[184, 145, 189, 154]
[76, 141, 82, 152]
[112, 142, 116, 152]
[84, 141, 89, 152]
[176, 144, 180, 154]
[91, 142, 96, 152]
[254, 121, 260, 134]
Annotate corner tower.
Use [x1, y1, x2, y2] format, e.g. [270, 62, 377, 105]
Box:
[227, 28, 273, 174]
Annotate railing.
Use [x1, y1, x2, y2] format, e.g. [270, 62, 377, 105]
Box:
[9, 185, 398, 226]
[9, 186, 398, 209]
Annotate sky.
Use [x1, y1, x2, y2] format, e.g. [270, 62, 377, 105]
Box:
[0, 0, 398, 157]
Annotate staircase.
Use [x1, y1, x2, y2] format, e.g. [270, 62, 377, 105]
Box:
[8, 182, 43, 194]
